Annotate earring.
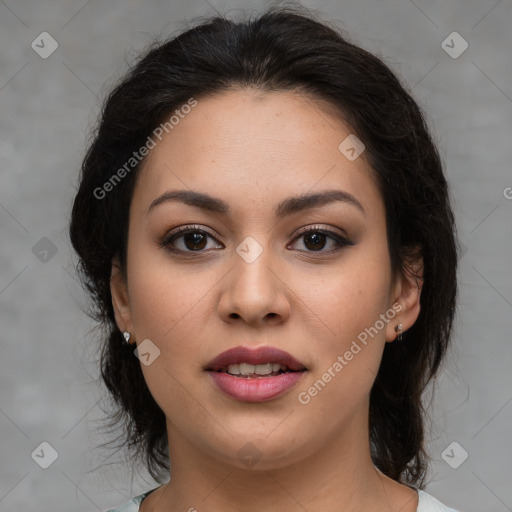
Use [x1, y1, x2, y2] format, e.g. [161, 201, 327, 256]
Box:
[122, 331, 132, 345]
[394, 323, 403, 342]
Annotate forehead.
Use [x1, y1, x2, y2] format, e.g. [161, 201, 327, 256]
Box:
[132, 88, 383, 221]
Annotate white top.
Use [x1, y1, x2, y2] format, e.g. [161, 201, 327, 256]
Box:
[417, 490, 459, 511]
[105, 488, 460, 511]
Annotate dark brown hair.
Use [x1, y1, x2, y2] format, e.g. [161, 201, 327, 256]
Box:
[69, 4, 459, 487]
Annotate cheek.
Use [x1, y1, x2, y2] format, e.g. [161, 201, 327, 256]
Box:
[125, 247, 230, 406]
[293, 252, 392, 401]
[294, 254, 391, 341]
[127, 246, 213, 342]
[125, 249, 213, 410]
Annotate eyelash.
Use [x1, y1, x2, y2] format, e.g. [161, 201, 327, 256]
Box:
[159, 224, 353, 255]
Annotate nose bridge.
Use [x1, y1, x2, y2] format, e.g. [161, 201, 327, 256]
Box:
[233, 235, 276, 301]
[219, 234, 288, 325]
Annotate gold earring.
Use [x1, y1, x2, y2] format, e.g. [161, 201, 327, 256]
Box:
[394, 323, 403, 342]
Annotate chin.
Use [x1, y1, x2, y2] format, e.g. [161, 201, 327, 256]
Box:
[201, 430, 313, 472]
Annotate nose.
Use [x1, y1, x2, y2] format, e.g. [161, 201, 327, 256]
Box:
[217, 244, 291, 328]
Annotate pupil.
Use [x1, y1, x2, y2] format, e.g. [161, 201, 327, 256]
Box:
[305, 232, 325, 251]
[185, 232, 206, 251]
[183, 232, 327, 251]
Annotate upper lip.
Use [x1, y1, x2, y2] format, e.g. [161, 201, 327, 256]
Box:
[204, 345, 307, 372]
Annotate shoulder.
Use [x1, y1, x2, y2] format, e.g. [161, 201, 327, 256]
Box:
[104, 488, 158, 512]
[417, 489, 460, 512]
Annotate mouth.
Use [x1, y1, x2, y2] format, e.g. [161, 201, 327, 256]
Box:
[210, 362, 304, 378]
[204, 345, 307, 375]
[204, 345, 308, 402]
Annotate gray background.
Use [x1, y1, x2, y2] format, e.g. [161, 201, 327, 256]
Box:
[1, 0, 511, 511]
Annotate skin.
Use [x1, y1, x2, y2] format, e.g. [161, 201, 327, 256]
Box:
[110, 88, 423, 512]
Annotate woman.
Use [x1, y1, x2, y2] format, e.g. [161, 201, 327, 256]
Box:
[70, 5, 461, 511]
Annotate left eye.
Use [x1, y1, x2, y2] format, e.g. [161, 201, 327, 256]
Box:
[160, 226, 351, 253]
[289, 228, 351, 252]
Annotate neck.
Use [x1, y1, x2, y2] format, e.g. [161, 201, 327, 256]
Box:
[141, 411, 418, 512]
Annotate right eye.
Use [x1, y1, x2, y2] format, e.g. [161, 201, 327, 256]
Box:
[159, 225, 224, 253]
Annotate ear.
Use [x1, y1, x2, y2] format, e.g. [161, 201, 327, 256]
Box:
[110, 256, 134, 335]
[386, 245, 424, 342]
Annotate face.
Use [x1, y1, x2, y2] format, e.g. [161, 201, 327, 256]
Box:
[111, 88, 422, 471]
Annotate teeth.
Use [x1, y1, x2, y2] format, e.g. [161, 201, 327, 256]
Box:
[226, 363, 287, 376]
[227, 364, 241, 375]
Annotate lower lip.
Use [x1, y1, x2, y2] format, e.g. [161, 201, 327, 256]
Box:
[207, 371, 306, 402]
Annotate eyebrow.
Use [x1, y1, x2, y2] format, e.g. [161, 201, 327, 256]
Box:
[147, 189, 366, 218]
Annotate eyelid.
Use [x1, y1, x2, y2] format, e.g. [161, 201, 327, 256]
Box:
[159, 223, 353, 253]
[168, 224, 218, 238]
[163, 223, 348, 240]
[159, 224, 222, 247]
[292, 223, 348, 240]
[288, 224, 353, 253]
